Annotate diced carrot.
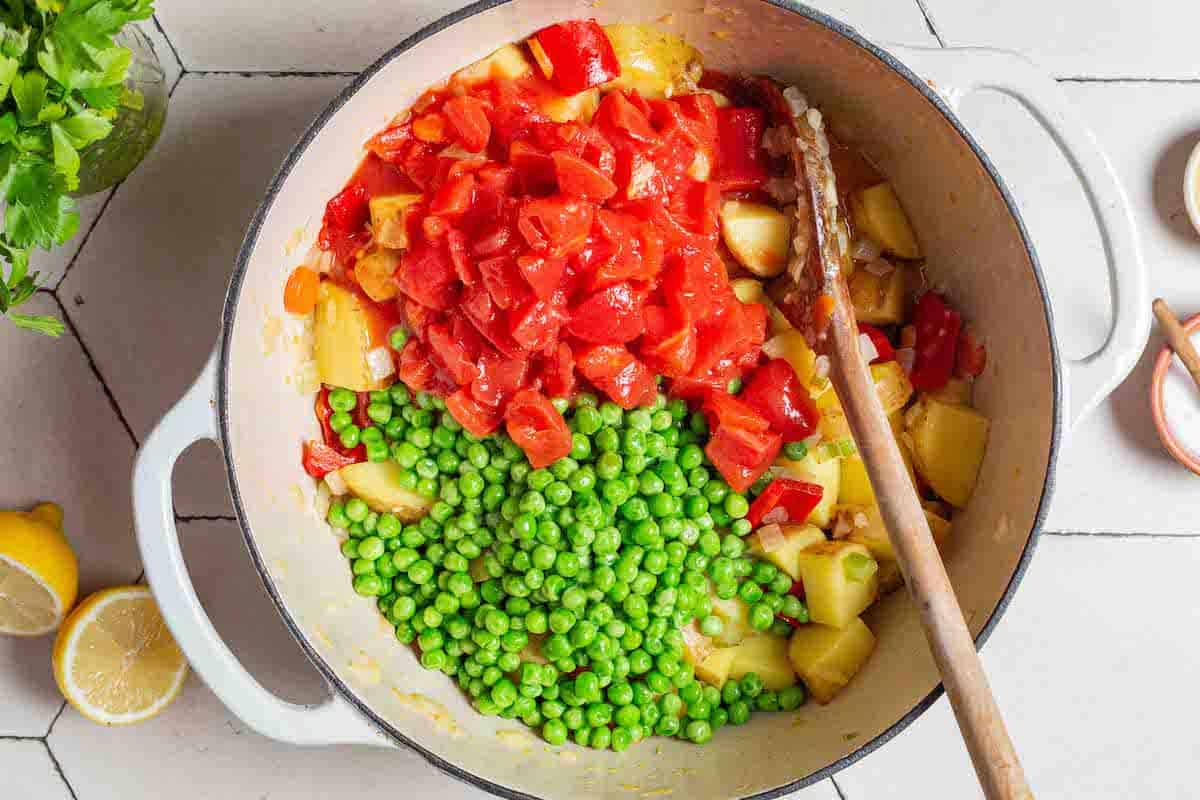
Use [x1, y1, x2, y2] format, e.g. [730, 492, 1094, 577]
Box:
[283, 267, 320, 314]
[412, 112, 447, 143]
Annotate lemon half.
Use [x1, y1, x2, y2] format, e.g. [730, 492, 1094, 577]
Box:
[0, 503, 78, 636]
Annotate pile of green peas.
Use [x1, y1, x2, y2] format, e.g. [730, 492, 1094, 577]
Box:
[326, 380, 810, 750]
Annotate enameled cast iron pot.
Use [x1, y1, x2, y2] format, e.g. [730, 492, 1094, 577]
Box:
[132, 2, 1150, 797]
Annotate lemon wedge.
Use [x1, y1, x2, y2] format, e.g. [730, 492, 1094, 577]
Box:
[0, 503, 79, 636]
[53, 585, 189, 725]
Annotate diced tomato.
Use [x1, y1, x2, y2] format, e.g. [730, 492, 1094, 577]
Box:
[504, 389, 573, 468]
[510, 296, 565, 352]
[858, 323, 895, 364]
[597, 91, 659, 147]
[518, 195, 594, 257]
[640, 303, 697, 378]
[705, 423, 781, 493]
[398, 338, 443, 394]
[714, 107, 768, 191]
[302, 440, 360, 478]
[567, 283, 646, 343]
[553, 150, 618, 202]
[283, 267, 320, 315]
[401, 141, 440, 190]
[510, 141, 558, 195]
[910, 292, 962, 391]
[956, 326, 987, 378]
[445, 228, 479, 286]
[398, 238, 459, 310]
[442, 95, 492, 152]
[317, 183, 370, 264]
[471, 349, 529, 406]
[516, 253, 566, 301]
[702, 390, 771, 434]
[576, 344, 658, 409]
[479, 255, 531, 311]
[533, 19, 620, 95]
[690, 295, 766, 380]
[447, 388, 505, 437]
[427, 320, 481, 386]
[430, 173, 476, 217]
[662, 246, 729, 322]
[365, 122, 413, 164]
[540, 341, 576, 398]
[461, 284, 526, 358]
[745, 478, 824, 527]
[739, 359, 819, 441]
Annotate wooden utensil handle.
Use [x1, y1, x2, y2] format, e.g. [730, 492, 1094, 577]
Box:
[828, 320, 1033, 800]
[1153, 299, 1200, 390]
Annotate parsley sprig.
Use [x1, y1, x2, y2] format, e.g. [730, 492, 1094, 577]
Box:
[0, 0, 154, 335]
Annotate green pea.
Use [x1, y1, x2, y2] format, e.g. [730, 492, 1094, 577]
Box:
[353, 574, 382, 596]
[327, 388, 357, 412]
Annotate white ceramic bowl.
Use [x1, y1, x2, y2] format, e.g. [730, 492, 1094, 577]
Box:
[133, 2, 1150, 798]
[1185, 139, 1200, 236]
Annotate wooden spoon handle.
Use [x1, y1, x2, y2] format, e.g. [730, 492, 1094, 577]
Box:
[1153, 298, 1200, 391]
[828, 318, 1033, 800]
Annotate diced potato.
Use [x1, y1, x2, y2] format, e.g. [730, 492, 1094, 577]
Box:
[338, 462, 433, 521]
[695, 645, 741, 688]
[848, 261, 907, 325]
[795, 541, 879, 629]
[762, 330, 818, 387]
[729, 634, 797, 691]
[839, 505, 952, 562]
[603, 24, 700, 99]
[681, 620, 717, 667]
[354, 246, 402, 303]
[314, 281, 388, 391]
[905, 398, 990, 508]
[788, 617, 876, 704]
[775, 452, 840, 529]
[708, 593, 752, 647]
[540, 88, 600, 124]
[749, 524, 826, 581]
[838, 426, 918, 507]
[817, 361, 914, 440]
[453, 43, 532, 85]
[519, 634, 548, 665]
[732, 278, 791, 336]
[850, 183, 921, 259]
[369, 194, 422, 234]
[719, 201, 793, 278]
[928, 377, 973, 406]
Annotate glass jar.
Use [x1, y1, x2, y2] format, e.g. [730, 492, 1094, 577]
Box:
[74, 25, 168, 196]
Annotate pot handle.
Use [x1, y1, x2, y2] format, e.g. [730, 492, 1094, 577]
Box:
[133, 350, 388, 747]
[888, 45, 1150, 431]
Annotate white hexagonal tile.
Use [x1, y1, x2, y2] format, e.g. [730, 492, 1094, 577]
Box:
[60, 74, 351, 518]
[154, 0, 934, 73]
[0, 740, 74, 800]
[921, 0, 1200, 79]
[0, 293, 140, 736]
[837, 535, 1200, 798]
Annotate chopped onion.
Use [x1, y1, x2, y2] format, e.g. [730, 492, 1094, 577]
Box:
[814, 354, 831, 381]
[832, 513, 855, 539]
[302, 244, 323, 269]
[805, 107, 823, 131]
[366, 346, 395, 381]
[858, 332, 879, 363]
[681, 621, 715, 662]
[294, 359, 321, 396]
[783, 86, 808, 116]
[803, 432, 823, 448]
[853, 511, 870, 529]
[324, 470, 348, 496]
[863, 257, 894, 276]
[896, 347, 916, 374]
[628, 159, 657, 197]
[756, 522, 786, 551]
[766, 175, 798, 204]
[852, 237, 883, 262]
[318, 249, 335, 274]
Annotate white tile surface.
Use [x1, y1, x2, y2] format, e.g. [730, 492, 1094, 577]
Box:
[154, 0, 935, 73]
[60, 74, 350, 517]
[921, 0, 1200, 79]
[837, 534, 1200, 799]
[0, 740, 73, 800]
[0, 293, 140, 737]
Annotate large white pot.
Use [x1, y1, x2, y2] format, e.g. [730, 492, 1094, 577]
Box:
[133, 2, 1148, 797]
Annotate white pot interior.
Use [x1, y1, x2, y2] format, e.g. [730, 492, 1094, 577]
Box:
[221, 1, 1056, 797]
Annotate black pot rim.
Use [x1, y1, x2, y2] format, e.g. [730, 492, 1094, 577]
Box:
[216, 2, 1061, 797]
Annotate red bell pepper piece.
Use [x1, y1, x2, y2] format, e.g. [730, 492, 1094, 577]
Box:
[745, 478, 824, 527]
[533, 19, 621, 95]
[714, 107, 768, 191]
[504, 389, 573, 468]
[858, 323, 895, 364]
[446, 388, 505, 438]
[909, 292, 962, 391]
[302, 440, 359, 479]
[705, 424, 781, 493]
[738, 359, 820, 442]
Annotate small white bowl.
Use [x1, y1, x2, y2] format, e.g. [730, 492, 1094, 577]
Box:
[1185, 139, 1200, 236]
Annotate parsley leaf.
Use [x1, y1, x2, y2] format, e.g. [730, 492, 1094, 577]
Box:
[38, 0, 153, 89]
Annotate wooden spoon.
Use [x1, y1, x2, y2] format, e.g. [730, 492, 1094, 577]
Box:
[1153, 298, 1200, 392]
[766, 83, 1033, 799]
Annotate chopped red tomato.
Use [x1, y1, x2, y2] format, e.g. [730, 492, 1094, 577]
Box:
[302, 440, 360, 479]
[516, 253, 566, 301]
[540, 341, 576, 398]
[510, 296, 565, 351]
[858, 323, 895, 364]
[956, 326, 987, 378]
[714, 107, 768, 191]
[430, 173, 476, 217]
[596, 90, 659, 145]
[479, 255, 531, 311]
[471, 349, 529, 406]
[910, 292, 962, 391]
[504, 389, 573, 468]
[640, 304, 697, 378]
[442, 95, 492, 152]
[705, 423, 781, 493]
[317, 182, 370, 264]
[427, 320, 481, 385]
[398, 239, 460, 310]
[567, 283, 646, 343]
[576, 344, 658, 409]
[553, 150, 618, 202]
[739, 359, 819, 441]
[398, 339, 437, 392]
[745, 478, 824, 527]
[519, 196, 594, 257]
[533, 19, 621, 95]
[447, 389, 505, 437]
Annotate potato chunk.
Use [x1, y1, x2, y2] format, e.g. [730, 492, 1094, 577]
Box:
[720, 201, 793, 278]
[848, 261, 907, 325]
[838, 505, 951, 562]
[817, 361, 913, 440]
[708, 593, 752, 647]
[729, 634, 797, 691]
[905, 397, 990, 508]
[602, 24, 700, 99]
[749, 523, 826, 581]
[774, 452, 840, 529]
[452, 43, 532, 85]
[369, 193, 422, 250]
[540, 88, 600, 124]
[850, 183, 921, 259]
[788, 617, 876, 704]
[338, 462, 433, 521]
[795, 541, 879, 629]
[314, 281, 388, 391]
[695, 645, 741, 688]
[928, 377, 973, 406]
[354, 246, 401, 303]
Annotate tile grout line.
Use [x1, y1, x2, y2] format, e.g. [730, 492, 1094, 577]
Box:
[912, 0, 946, 47]
[0, 734, 44, 741]
[1057, 75, 1200, 84]
[41, 740, 80, 800]
[1043, 530, 1200, 539]
[176, 514, 237, 522]
[43, 700, 67, 738]
[150, 13, 186, 75]
[51, 292, 141, 448]
[831, 776, 850, 800]
[187, 69, 359, 78]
